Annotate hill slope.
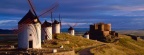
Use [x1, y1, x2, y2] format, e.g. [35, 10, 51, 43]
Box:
[90, 35, 144, 55]
[42, 33, 102, 52]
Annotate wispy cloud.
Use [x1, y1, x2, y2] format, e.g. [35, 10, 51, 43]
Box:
[0, 20, 17, 24]
[112, 6, 144, 11]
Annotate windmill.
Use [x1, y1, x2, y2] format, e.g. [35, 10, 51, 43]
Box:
[18, 0, 59, 49]
[83, 31, 89, 39]
[29, 0, 58, 40]
[52, 14, 62, 34]
[59, 14, 62, 28]
[41, 20, 52, 41]
[67, 23, 78, 36]
[82, 23, 91, 39]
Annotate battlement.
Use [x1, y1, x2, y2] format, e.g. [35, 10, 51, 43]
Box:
[90, 23, 111, 31]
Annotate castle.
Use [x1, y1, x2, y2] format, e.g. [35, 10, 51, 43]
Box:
[89, 23, 118, 41]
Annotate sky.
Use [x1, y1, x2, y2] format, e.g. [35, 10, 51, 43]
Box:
[1, 0, 144, 30]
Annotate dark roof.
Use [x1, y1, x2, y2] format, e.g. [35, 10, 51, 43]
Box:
[53, 20, 59, 24]
[18, 10, 41, 24]
[84, 31, 89, 35]
[42, 20, 52, 27]
[68, 26, 74, 30]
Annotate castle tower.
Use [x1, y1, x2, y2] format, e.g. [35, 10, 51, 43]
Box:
[52, 20, 60, 34]
[104, 23, 111, 31]
[83, 31, 89, 39]
[42, 20, 52, 41]
[18, 10, 41, 49]
[68, 27, 75, 35]
[97, 23, 105, 31]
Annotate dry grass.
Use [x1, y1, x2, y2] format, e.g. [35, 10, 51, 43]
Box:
[56, 33, 97, 47]
[42, 33, 102, 52]
[90, 35, 144, 55]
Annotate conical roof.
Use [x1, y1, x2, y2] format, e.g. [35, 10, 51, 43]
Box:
[42, 20, 52, 27]
[68, 26, 74, 30]
[53, 20, 59, 24]
[18, 10, 41, 24]
[84, 31, 89, 35]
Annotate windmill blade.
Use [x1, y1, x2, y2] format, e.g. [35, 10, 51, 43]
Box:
[59, 14, 61, 22]
[73, 23, 78, 27]
[59, 14, 62, 22]
[27, 0, 37, 16]
[51, 12, 54, 23]
[42, 28, 49, 39]
[18, 18, 34, 33]
[41, 27, 52, 40]
[59, 14, 62, 27]
[38, 2, 59, 17]
[67, 23, 71, 27]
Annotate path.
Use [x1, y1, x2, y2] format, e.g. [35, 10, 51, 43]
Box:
[78, 44, 106, 55]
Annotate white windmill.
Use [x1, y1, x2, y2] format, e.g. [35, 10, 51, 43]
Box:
[18, 10, 42, 49]
[18, 0, 58, 49]
[41, 20, 52, 41]
[67, 23, 77, 36]
[83, 23, 92, 39]
[52, 14, 62, 34]
[83, 31, 89, 39]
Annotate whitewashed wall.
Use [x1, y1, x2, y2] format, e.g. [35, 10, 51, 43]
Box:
[68, 30, 75, 36]
[52, 24, 60, 34]
[18, 23, 41, 49]
[42, 26, 52, 40]
[84, 34, 89, 39]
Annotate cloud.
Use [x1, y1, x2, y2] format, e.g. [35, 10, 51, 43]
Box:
[0, 20, 18, 29]
[0, 20, 17, 24]
[0, 8, 27, 15]
[112, 6, 144, 11]
[1, 0, 144, 29]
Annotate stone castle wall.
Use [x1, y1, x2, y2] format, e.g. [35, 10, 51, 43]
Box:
[89, 23, 118, 41]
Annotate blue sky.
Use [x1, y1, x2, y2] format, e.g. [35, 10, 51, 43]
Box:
[1, 0, 144, 30]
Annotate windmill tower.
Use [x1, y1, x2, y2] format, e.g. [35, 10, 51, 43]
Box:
[52, 14, 62, 34]
[67, 23, 77, 36]
[83, 23, 91, 39]
[18, 0, 58, 49]
[42, 20, 52, 41]
[52, 20, 60, 34]
[18, 10, 41, 49]
[68, 26, 75, 35]
[83, 31, 89, 39]
[18, 0, 41, 49]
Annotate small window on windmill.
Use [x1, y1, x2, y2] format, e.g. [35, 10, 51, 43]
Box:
[30, 34, 32, 36]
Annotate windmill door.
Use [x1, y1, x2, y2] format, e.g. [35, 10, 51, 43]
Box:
[29, 41, 33, 48]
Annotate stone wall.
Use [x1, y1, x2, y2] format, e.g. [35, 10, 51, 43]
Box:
[103, 31, 110, 36]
